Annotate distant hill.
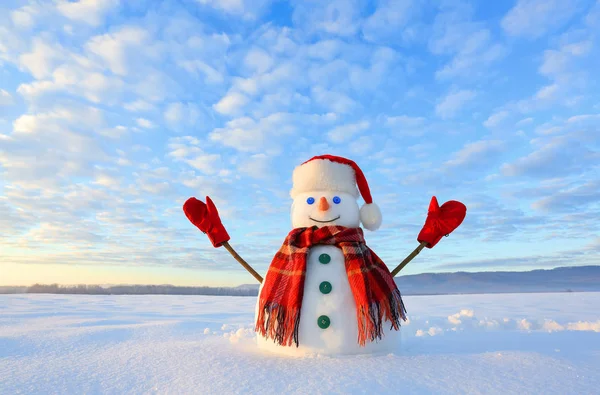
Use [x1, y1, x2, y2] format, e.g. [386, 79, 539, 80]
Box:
[393, 265, 600, 295]
[2, 266, 598, 296]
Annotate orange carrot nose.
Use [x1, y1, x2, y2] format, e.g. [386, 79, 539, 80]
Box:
[318, 197, 330, 211]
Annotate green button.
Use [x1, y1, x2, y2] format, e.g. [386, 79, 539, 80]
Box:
[319, 254, 331, 264]
[318, 315, 330, 329]
[319, 281, 332, 294]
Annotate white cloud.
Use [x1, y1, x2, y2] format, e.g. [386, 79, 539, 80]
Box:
[249, 90, 311, 119]
[540, 41, 592, 79]
[348, 47, 399, 91]
[0, 89, 14, 106]
[1, 107, 109, 189]
[531, 180, 600, 212]
[13, 106, 105, 135]
[306, 40, 343, 61]
[349, 136, 375, 156]
[244, 48, 274, 73]
[11, 5, 38, 29]
[436, 43, 506, 80]
[136, 178, 172, 194]
[178, 60, 224, 84]
[18, 38, 67, 80]
[16, 80, 57, 99]
[292, 0, 363, 36]
[516, 11, 598, 112]
[170, 27, 230, 85]
[167, 137, 199, 158]
[231, 77, 259, 95]
[483, 110, 510, 128]
[124, 100, 155, 112]
[444, 140, 505, 168]
[94, 173, 121, 189]
[534, 123, 563, 135]
[429, 3, 506, 80]
[327, 121, 370, 143]
[23, 222, 103, 245]
[164, 102, 204, 130]
[516, 117, 534, 126]
[196, 0, 244, 14]
[501, 128, 599, 178]
[308, 59, 351, 89]
[164, 103, 186, 123]
[362, 0, 417, 43]
[385, 115, 426, 128]
[567, 114, 600, 123]
[195, 0, 273, 19]
[238, 153, 272, 179]
[501, 0, 585, 38]
[56, 0, 119, 27]
[185, 154, 222, 174]
[17, 62, 126, 105]
[535, 84, 559, 101]
[85, 26, 156, 76]
[209, 113, 297, 153]
[232, 62, 300, 98]
[130, 70, 177, 104]
[99, 125, 128, 139]
[132, 145, 152, 153]
[311, 86, 357, 114]
[167, 136, 222, 175]
[435, 90, 476, 119]
[136, 118, 155, 129]
[586, 1, 600, 27]
[213, 92, 249, 115]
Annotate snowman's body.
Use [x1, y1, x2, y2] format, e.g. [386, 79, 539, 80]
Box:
[255, 244, 400, 356]
[254, 156, 403, 356]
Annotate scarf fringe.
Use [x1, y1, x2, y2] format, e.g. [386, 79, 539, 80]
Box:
[255, 301, 301, 347]
[356, 288, 407, 346]
[257, 289, 407, 348]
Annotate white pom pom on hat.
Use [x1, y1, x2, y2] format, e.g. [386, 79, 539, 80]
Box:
[290, 154, 383, 231]
[359, 201, 382, 231]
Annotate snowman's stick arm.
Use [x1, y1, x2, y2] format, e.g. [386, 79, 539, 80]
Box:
[222, 241, 263, 283]
[390, 241, 428, 277]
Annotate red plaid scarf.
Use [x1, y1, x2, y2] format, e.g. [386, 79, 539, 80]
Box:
[255, 225, 407, 347]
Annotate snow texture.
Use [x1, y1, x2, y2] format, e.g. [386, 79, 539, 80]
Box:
[1, 293, 599, 394]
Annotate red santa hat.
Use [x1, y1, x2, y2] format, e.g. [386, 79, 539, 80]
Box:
[290, 154, 382, 231]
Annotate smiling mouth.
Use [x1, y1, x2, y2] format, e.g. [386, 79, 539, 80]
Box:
[309, 216, 341, 223]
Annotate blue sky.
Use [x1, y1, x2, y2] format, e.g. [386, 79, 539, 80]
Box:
[1, 0, 599, 287]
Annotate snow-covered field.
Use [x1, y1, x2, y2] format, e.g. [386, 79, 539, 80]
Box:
[1, 293, 599, 394]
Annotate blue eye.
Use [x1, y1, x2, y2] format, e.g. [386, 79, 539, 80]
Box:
[333, 196, 341, 204]
[307, 197, 315, 204]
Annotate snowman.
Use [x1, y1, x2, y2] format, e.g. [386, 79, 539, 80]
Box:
[252, 155, 407, 356]
[183, 154, 466, 356]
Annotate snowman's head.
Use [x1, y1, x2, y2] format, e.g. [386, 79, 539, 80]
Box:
[289, 155, 382, 231]
[291, 191, 360, 228]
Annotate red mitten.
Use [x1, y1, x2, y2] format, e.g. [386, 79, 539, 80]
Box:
[183, 196, 230, 248]
[417, 196, 466, 248]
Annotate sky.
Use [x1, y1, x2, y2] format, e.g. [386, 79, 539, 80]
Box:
[0, 0, 599, 287]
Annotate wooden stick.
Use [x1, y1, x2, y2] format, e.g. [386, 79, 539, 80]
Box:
[222, 241, 263, 283]
[390, 241, 428, 277]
